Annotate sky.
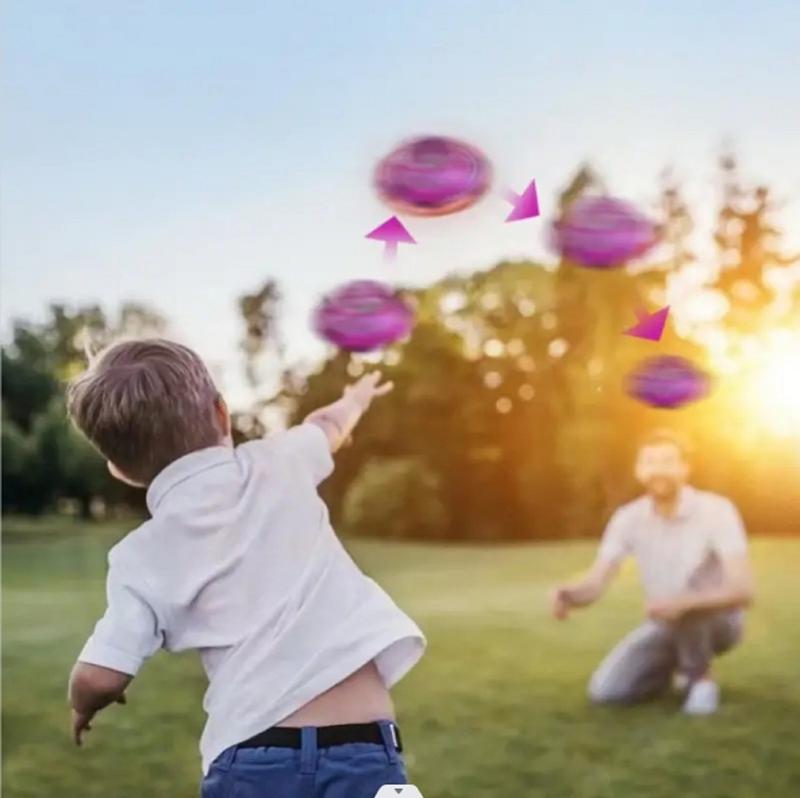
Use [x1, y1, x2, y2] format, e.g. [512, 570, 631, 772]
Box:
[3, 1, 800, 407]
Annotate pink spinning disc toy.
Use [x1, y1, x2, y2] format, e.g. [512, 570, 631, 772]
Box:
[374, 135, 492, 217]
[552, 195, 657, 268]
[313, 280, 415, 352]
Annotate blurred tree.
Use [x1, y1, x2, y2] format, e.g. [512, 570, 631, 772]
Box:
[1, 349, 58, 432]
[656, 167, 697, 274]
[2, 303, 166, 516]
[232, 279, 287, 441]
[714, 153, 799, 332]
[30, 400, 114, 518]
[274, 165, 727, 541]
[342, 456, 449, 540]
[695, 154, 800, 531]
[282, 252, 639, 540]
[7, 161, 797, 538]
[239, 280, 284, 389]
[544, 167, 706, 535]
[1, 411, 44, 514]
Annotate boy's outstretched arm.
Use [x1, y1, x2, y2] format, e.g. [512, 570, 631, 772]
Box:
[304, 371, 393, 452]
[68, 662, 131, 745]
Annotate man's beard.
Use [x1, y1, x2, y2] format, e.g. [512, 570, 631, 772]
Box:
[646, 476, 680, 500]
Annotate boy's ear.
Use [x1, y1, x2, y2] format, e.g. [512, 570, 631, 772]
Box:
[214, 395, 232, 441]
[107, 461, 145, 488]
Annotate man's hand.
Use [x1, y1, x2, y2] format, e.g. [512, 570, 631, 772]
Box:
[647, 555, 755, 622]
[548, 560, 620, 621]
[549, 587, 573, 620]
[646, 596, 689, 622]
[343, 371, 394, 411]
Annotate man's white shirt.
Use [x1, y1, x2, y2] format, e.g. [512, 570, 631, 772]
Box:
[597, 486, 748, 600]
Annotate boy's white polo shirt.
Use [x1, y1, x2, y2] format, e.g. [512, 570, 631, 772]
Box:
[77, 424, 426, 774]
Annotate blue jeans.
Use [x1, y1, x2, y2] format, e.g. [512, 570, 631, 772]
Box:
[201, 721, 407, 798]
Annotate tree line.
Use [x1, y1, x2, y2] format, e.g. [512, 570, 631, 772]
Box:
[3, 157, 799, 538]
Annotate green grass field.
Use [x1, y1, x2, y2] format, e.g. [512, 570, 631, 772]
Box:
[3, 517, 799, 798]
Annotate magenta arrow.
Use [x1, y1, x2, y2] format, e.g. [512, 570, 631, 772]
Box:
[624, 305, 670, 342]
[365, 216, 416, 261]
[504, 179, 540, 222]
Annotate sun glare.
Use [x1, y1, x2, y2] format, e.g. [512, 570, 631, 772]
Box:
[743, 329, 800, 436]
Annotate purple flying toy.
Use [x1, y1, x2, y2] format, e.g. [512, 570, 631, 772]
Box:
[374, 135, 492, 217]
[625, 355, 711, 409]
[313, 280, 415, 352]
[553, 195, 657, 268]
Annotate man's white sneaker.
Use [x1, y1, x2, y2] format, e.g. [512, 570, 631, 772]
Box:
[682, 679, 720, 715]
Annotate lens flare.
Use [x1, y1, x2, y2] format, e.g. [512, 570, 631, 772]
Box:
[742, 329, 800, 436]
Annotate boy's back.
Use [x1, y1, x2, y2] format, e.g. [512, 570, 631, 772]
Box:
[66, 339, 425, 797]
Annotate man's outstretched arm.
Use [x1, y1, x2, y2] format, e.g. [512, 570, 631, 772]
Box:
[550, 507, 629, 619]
[550, 558, 621, 619]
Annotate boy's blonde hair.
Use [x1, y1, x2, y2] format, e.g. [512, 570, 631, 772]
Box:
[67, 338, 223, 484]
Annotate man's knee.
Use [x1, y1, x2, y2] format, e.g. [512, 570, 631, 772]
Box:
[676, 609, 743, 663]
[588, 622, 674, 704]
[714, 611, 744, 655]
[587, 669, 636, 705]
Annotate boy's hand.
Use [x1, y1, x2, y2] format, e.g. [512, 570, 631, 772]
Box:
[343, 371, 394, 411]
[304, 371, 394, 452]
[71, 693, 126, 746]
[72, 708, 94, 746]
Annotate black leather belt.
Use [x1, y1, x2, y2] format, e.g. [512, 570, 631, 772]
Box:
[238, 722, 402, 752]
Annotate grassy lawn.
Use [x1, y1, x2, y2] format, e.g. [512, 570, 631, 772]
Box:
[2, 517, 799, 797]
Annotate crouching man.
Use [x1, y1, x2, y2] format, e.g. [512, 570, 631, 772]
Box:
[549, 430, 754, 715]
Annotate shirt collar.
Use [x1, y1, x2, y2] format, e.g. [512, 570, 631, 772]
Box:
[675, 485, 698, 519]
[647, 485, 697, 521]
[146, 445, 235, 515]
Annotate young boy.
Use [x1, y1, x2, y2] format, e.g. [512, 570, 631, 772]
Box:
[66, 338, 426, 798]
